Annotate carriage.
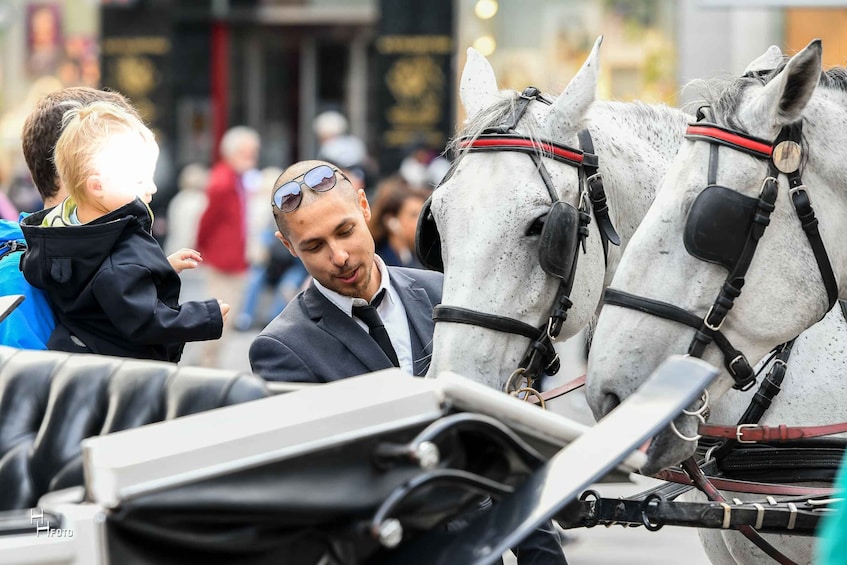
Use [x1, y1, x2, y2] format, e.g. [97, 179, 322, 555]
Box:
[0, 340, 716, 565]
[2, 36, 846, 565]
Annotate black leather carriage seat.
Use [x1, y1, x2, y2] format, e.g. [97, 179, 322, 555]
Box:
[0, 345, 271, 511]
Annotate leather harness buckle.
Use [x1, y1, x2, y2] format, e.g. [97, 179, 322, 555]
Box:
[736, 423, 758, 444]
[703, 305, 724, 331]
[728, 354, 745, 375]
[788, 184, 808, 198]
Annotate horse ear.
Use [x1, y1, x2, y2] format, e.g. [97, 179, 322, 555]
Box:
[545, 36, 602, 138]
[460, 47, 499, 122]
[752, 38, 821, 127]
[743, 45, 784, 75]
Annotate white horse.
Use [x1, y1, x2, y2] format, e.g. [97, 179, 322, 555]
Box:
[424, 38, 690, 390]
[588, 39, 847, 564]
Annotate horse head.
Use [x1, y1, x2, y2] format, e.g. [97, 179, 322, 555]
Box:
[423, 38, 611, 390]
[587, 39, 847, 475]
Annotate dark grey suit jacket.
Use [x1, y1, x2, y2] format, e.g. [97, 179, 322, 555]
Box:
[249, 267, 443, 383]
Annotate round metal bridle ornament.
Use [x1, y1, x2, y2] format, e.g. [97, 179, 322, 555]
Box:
[772, 140, 802, 173]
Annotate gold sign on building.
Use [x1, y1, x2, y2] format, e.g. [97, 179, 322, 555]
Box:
[384, 55, 445, 146]
[377, 35, 453, 150]
[376, 0, 454, 174]
[101, 25, 171, 134]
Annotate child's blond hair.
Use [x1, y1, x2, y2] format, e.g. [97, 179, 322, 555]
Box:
[54, 100, 154, 203]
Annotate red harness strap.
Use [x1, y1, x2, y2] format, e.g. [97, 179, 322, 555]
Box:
[699, 421, 847, 443]
[656, 467, 836, 497]
[685, 124, 773, 158]
[527, 374, 586, 405]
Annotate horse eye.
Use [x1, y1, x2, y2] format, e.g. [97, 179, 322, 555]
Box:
[526, 215, 546, 237]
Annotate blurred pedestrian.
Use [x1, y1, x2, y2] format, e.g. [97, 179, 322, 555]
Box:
[313, 110, 374, 188]
[196, 125, 260, 366]
[164, 163, 208, 256]
[235, 166, 308, 331]
[0, 190, 18, 221]
[0, 86, 137, 349]
[20, 101, 226, 361]
[398, 140, 451, 188]
[368, 175, 431, 268]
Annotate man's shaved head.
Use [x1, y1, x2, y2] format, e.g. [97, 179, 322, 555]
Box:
[272, 159, 359, 236]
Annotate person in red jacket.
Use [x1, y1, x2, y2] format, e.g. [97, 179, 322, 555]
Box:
[196, 125, 260, 366]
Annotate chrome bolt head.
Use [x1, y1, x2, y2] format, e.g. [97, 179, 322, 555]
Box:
[378, 518, 403, 548]
[415, 441, 440, 470]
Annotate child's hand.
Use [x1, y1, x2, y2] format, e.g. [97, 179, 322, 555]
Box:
[168, 248, 203, 273]
[218, 300, 230, 323]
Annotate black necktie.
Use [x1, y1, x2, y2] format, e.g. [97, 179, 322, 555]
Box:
[352, 289, 400, 367]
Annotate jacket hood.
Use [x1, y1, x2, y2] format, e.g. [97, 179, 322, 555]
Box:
[21, 198, 154, 290]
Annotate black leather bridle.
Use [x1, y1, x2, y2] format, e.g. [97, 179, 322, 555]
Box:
[605, 116, 838, 390]
[422, 87, 620, 390]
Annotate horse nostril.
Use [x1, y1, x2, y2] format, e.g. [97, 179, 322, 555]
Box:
[600, 392, 620, 418]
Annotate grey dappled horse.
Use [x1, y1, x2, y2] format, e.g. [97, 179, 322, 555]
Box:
[588, 39, 847, 564]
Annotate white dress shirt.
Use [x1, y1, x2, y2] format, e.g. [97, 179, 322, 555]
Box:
[313, 256, 414, 374]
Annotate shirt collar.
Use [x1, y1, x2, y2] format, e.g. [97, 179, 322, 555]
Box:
[314, 254, 392, 317]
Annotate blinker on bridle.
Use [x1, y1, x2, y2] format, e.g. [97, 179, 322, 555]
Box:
[605, 113, 839, 391]
[418, 86, 621, 391]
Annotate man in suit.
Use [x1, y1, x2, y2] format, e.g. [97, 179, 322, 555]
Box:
[249, 160, 442, 382]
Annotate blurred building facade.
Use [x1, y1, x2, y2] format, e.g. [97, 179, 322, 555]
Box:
[0, 0, 845, 209]
[0, 0, 99, 211]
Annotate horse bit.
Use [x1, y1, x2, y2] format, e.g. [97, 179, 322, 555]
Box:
[416, 86, 620, 401]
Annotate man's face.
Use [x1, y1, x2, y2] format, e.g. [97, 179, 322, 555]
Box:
[91, 131, 159, 211]
[277, 182, 379, 300]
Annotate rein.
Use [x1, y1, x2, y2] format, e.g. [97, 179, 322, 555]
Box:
[432, 86, 620, 396]
[525, 374, 586, 407]
[656, 465, 835, 497]
[653, 336, 845, 496]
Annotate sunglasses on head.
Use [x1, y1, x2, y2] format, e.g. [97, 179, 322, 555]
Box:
[272, 165, 346, 212]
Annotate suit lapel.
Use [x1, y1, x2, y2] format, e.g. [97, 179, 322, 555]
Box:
[302, 284, 393, 373]
[389, 268, 435, 375]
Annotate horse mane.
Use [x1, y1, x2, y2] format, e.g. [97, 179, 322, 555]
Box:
[820, 66, 847, 92]
[447, 90, 547, 160]
[445, 91, 688, 184]
[596, 100, 689, 138]
[687, 63, 847, 131]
